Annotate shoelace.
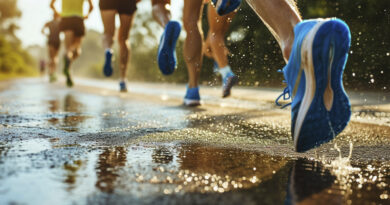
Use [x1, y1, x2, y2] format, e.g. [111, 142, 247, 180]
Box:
[275, 69, 292, 108]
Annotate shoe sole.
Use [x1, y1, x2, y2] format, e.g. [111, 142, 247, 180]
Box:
[158, 22, 181, 75]
[103, 52, 113, 77]
[294, 19, 351, 152]
[223, 75, 238, 98]
[183, 99, 201, 107]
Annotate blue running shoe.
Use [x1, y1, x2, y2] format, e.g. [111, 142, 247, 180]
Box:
[157, 21, 181, 75]
[275, 18, 351, 152]
[184, 86, 201, 106]
[211, 0, 241, 16]
[119, 81, 127, 92]
[222, 71, 238, 98]
[103, 50, 113, 77]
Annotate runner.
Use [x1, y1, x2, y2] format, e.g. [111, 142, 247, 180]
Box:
[238, 0, 352, 152]
[100, 0, 137, 92]
[203, 3, 238, 98]
[50, 0, 94, 87]
[41, 13, 61, 83]
[180, 0, 240, 106]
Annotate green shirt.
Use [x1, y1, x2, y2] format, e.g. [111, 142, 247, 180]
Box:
[61, 0, 84, 18]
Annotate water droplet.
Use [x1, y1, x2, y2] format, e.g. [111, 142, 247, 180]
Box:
[380, 193, 389, 199]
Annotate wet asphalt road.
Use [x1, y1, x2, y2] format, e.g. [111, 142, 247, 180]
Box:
[0, 78, 389, 205]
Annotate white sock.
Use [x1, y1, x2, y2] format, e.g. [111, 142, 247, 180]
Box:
[105, 48, 113, 54]
[218, 65, 232, 79]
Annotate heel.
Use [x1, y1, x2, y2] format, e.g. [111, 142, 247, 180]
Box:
[328, 19, 352, 134]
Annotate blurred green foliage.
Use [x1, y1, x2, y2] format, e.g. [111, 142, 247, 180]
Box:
[0, 0, 37, 79]
[0, 36, 36, 78]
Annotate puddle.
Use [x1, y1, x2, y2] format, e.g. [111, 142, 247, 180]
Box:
[0, 84, 189, 134]
[15, 138, 52, 154]
[0, 143, 388, 205]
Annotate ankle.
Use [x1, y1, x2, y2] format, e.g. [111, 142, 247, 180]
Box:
[218, 65, 232, 78]
[187, 83, 198, 89]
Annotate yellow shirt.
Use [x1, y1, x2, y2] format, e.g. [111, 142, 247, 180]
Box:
[61, 0, 84, 18]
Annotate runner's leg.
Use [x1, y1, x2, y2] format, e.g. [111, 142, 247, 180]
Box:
[183, 0, 204, 88]
[206, 4, 235, 68]
[152, 0, 171, 28]
[48, 46, 56, 74]
[118, 13, 135, 82]
[100, 10, 116, 50]
[70, 36, 82, 61]
[245, 0, 301, 62]
[64, 31, 74, 60]
[48, 45, 59, 81]
[206, 4, 238, 97]
[63, 31, 76, 87]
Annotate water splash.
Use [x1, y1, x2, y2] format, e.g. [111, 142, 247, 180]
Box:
[321, 142, 361, 199]
[325, 142, 361, 177]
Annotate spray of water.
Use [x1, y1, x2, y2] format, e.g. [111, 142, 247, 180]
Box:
[326, 142, 360, 176]
[320, 142, 361, 199]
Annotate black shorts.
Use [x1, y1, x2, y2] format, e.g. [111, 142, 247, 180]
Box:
[151, 0, 170, 5]
[48, 40, 60, 50]
[59, 17, 85, 37]
[99, 0, 137, 15]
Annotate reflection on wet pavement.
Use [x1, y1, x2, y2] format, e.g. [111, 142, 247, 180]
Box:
[0, 79, 389, 204]
[0, 141, 389, 204]
[0, 81, 189, 134]
[286, 159, 336, 204]
[96, 147, 127, 193]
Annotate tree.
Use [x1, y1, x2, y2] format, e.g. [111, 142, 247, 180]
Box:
[0, 0, 22, 41]
[0, 0, 36, 78]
